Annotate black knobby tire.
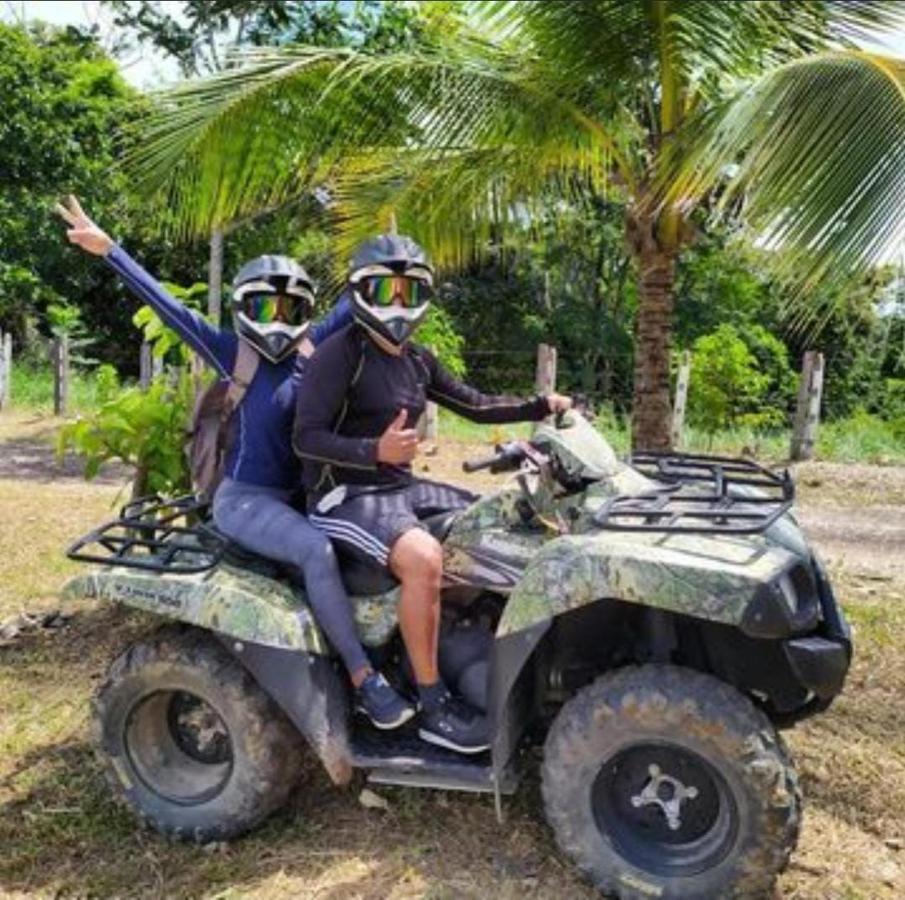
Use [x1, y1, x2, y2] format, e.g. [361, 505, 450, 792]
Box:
[92, 625, 304, 843]
[541, 665, 801, 900]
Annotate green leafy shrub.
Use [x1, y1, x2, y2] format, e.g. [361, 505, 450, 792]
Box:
[57, 282, 208, 496]
[686, 324, 785, 436]
[132, 282, 209, 364]
[58, 371, 194, 497]
[882, 378, 905, 419]
[46, 300, 98, 367]
[95, 364, 120, 403]
[417, 304, 466, 377]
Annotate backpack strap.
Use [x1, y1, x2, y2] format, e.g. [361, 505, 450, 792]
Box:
[221, 339, 260, 423]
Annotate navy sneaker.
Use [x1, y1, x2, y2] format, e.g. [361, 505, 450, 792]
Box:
[355, 673, 416, 730]
[418, 691, 490, 754]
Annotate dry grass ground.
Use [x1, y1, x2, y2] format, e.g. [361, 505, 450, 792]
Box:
[0, 412, 902, 899]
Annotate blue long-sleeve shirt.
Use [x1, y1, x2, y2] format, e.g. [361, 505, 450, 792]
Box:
[105, 244, 353, 489]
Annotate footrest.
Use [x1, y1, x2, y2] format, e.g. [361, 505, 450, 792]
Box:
[351, 728, 517, 794]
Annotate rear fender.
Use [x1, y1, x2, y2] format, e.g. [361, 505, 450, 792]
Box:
[217, 635, 353, 785]
[63, 565, 400, 653]
[497, 532, 799, 637]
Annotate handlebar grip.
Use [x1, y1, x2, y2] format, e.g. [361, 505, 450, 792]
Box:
[462, 453, 502, 473]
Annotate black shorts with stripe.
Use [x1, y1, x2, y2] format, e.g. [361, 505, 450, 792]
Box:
[307, 479, 476, 568]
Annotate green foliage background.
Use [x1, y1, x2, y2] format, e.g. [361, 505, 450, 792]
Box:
[1, 7, 904, 462]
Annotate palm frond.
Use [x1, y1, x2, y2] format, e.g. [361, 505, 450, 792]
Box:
[666, 51, 905, 287]
[472, 1, 905, 100]
[126, 29, 633, 238]
[328, 138, 616, 275]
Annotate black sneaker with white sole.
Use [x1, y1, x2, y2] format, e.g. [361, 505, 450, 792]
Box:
[355, 672, 416, 730]
[418, 691, 490, 754]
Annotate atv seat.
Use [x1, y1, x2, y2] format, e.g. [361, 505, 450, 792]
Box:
[220, 538, 285, 580]
[337, 510, 460, 596]
[423, 510, 458, 543]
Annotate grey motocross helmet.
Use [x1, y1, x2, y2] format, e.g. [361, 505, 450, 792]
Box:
[348, 234, 435, 347]
[231, 255, 316, 363]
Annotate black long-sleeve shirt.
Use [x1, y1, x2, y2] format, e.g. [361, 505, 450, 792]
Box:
[293, 323, 549, 493]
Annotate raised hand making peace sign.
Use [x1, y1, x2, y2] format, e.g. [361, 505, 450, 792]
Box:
[54, 195, 114, 257]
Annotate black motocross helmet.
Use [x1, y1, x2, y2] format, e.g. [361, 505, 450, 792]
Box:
[348, 234, 434, 347]
[231, 255, 316, 363]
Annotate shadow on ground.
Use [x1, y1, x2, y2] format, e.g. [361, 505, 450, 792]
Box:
[0, 605, 592, 899]
[0, 418, 128, 485]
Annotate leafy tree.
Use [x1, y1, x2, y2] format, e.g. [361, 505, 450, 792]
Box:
[127, 0, 905, 450]
[0, 23, 132, 353]
[104, 0, 421, 75]
[0, 22, 213, 371]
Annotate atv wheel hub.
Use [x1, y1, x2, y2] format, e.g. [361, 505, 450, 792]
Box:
[125, 690, 233, 805]
[591, 743, 738, 877]
[630, 763, 699, 830]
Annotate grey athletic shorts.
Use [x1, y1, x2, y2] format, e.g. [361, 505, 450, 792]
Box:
[308, 479, 476, 567]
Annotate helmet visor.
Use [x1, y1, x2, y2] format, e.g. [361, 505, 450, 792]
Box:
[243, 292, 313, 327]
[361, 275, 433, 310]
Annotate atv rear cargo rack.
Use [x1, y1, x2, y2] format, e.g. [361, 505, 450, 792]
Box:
[67, 494, 227, 573]
[593, 451, 795, 535]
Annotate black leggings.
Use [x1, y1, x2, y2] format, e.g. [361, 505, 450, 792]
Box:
[212, 478, 371, 677]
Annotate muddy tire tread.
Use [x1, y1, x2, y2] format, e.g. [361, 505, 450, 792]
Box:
[541, 664, 801, 900]
[92, 625, 303, 843]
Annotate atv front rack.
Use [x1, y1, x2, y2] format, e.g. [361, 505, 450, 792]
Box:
[593, 452, 795, 535]
[67, 494, 227, 573]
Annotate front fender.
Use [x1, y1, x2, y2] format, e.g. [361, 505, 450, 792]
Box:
[497, 531, 801, 637]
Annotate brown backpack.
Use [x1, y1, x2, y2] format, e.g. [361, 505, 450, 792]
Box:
[186, 340, 260, 501]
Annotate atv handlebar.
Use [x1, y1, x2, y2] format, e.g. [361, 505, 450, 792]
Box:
[462, 441, 526, 474]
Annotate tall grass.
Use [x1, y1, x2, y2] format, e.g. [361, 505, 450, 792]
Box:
[8, 365, 115, 414]
[7, 365, 903, 464]
[439, 405, 905, 464]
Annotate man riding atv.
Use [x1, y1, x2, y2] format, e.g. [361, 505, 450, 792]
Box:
[294, 234, 572, 753]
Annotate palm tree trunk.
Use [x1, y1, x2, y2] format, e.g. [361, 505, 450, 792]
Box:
[630, 242, 677, 451]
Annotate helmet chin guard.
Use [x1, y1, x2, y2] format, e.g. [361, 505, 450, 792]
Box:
[231, 255, 316, 363]
[235, 314, 312, 363]
[348, 234, 434, 348]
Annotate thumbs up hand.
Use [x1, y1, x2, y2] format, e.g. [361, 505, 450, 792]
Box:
[377, 409, 418, 464]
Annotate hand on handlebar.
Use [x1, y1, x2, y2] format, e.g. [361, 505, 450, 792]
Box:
[545, 393, 573, 414]
[462, 441, 526, 473]
[377, 409, 418, 464]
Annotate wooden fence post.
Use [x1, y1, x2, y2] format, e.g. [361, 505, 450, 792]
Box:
[419, 401, 439, 441]
[790, 351, 824, 461]
[3, 331, 10, 408]
[535, 343, 557, 395]
[52, 334, 70, 416]
[139, 341, 153, 389]
[670, 350, 692, 448]
[0, 330, 10, 410]
[534, 343, 557, 430]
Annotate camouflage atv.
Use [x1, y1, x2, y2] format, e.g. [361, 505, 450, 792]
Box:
[63, 411, 851, 900]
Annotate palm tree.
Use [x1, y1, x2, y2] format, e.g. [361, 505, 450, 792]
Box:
[132, 0, 905, 448]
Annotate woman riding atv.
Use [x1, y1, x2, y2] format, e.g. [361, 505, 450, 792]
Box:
[54, 197, 415, 731]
